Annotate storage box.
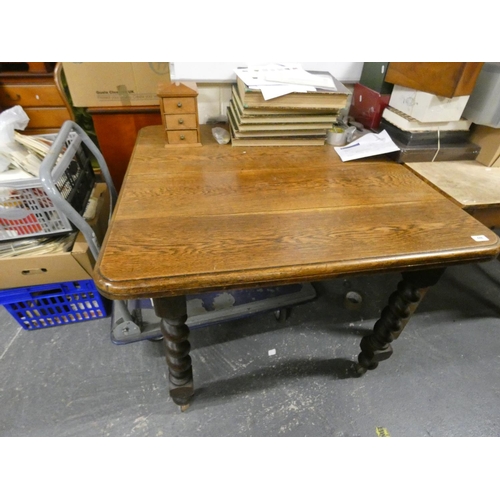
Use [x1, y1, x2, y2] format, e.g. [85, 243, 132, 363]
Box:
[389, 85, 470, 123]
[387, 138, 480, 163]
[348, 83, 391, 130]
[382, 106, 472, 133]
[360, 62, 394, 94]
[0, 182, 109, 290]
[0, 232, 94, 290]
[385, 62, 483, 98]
[462, 63, 500, 128]
[0, 279, 111, 330]
[381, 118, 470, 146]
[62, 63, 171, 107]
[469, 124, 500, 167]
[83, 182, 110, 245]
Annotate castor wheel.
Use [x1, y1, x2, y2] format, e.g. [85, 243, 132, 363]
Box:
[274, 307, 291, 322]
[354, 363, 368, 376]
[355, 353, 379, 376]
[148, 336, 163, 342]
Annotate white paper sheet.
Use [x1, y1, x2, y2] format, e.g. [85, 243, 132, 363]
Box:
[235, 63, 327, 101]
[334, 130, 400, 162]
[235, 63, 303, 87]
[263, 67, 337, 90]
[260, 84, 313, 100]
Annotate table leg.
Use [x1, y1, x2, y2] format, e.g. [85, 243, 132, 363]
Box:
[153, 296, 194, 409]
[355, 268, 446, 375]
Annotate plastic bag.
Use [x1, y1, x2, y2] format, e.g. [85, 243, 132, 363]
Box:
[0, 106, 33, 174]
[212, 126, 230, 145]
[0, 106, 30, 172]
[0, 105, 30, 144]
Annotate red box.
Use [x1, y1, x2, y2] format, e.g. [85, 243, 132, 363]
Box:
[349, 83, 391, 130]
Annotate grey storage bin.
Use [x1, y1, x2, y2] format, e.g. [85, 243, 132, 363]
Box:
[0, 132, 95, 241]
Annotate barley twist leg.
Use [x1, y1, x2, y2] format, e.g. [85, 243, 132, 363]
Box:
[356, 268, 445, 375]
[153, 296, 194, 409]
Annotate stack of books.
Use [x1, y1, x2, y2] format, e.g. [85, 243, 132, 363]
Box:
[228, 70, 350, 147]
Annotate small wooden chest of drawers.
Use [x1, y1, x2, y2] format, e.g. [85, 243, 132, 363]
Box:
[158, 82, 201, 147]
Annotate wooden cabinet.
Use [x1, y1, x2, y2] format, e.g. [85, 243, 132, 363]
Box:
[0, 62, 74, 134]
[385, 62, 484, 98]
[158, 82, 201, 147]
[88, 106, 163, 192]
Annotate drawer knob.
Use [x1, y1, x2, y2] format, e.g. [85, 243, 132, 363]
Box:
[5, 92, 21, 102]
[177, 102, 182, 108]
[178, 118, 184, 124]
[180, 135, 185, 140]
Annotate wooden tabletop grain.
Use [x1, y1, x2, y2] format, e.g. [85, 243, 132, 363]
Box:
[93, 125, 500, 300]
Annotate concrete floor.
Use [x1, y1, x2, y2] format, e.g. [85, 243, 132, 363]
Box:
[1, 257, 499, 437]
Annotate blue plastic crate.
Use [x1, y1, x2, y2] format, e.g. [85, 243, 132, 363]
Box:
[0, 280, 111, 330]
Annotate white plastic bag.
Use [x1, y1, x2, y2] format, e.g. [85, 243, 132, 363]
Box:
[0, 105, 29, 144]
[0, 106, 30, 172]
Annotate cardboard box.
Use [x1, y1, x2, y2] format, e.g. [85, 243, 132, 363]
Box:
[86, 182, 110, 245]
[0, 183, 109, 290]
[62, 63, 171, 107]
[0, 231, 94, 290]
[349, 83, 391, 130]
[469, 124, 500, 167]
[389, 85, 470, 123]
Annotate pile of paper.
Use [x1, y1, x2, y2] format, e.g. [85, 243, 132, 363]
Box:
[0, 133, 54, 179]
[0, 232, 76, 259]
[235, 63, 338, 101]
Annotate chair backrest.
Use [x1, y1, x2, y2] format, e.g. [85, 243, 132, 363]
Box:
[39, 120, 118, 261]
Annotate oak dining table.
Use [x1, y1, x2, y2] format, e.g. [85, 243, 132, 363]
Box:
[93, 125, 500, 409]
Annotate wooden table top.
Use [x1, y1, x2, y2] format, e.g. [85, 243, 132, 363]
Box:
[93, 125, 500, 300]
[405, 160, 500, 210]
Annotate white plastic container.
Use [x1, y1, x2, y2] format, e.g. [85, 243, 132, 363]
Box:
[462, 62, 500, 128]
